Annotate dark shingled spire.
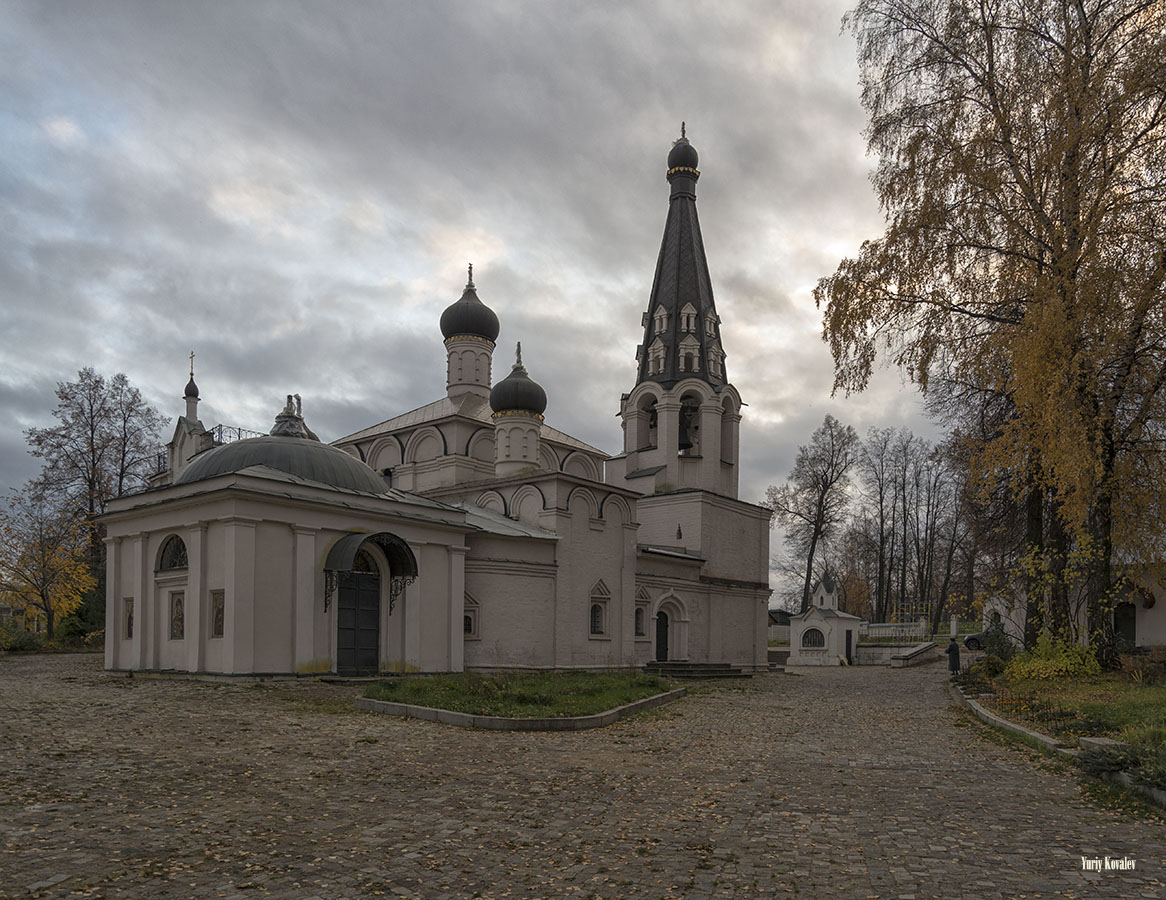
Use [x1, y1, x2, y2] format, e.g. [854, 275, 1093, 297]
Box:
[636, 127, 727, 388]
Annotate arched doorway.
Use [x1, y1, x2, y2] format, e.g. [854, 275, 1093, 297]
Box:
[337, 550, 379, 676]
[325, 532, 419, 677]
[656, 611, 669, 662]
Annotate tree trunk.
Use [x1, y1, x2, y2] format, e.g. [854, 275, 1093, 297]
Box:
[800, 530, 819, 613]
[1046, 500, 1071, 639]
[1023, 480, 1044, 649]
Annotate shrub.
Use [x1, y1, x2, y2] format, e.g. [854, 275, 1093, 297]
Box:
[53, 615, 90, 647]
[1, 629, 44, 652]
[1004, 634, 1101, 681]
[983, 623, 1016, 661]
[1078, 744, 1144, 778]
[978, 654, 1007, 678]
[84, 628, 105, 649]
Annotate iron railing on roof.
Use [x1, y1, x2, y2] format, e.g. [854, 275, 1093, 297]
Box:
[211, 424, 266, 444]
[152, 423, 265, 475]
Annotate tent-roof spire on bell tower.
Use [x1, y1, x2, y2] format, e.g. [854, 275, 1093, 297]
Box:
[636, 126, 726, 388]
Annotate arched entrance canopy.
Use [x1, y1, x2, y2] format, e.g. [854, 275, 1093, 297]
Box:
[323, 532, 418, 612]
[326, 532, 418, 577]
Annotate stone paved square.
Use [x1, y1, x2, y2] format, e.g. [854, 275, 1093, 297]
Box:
[1, 654, 1162, 899]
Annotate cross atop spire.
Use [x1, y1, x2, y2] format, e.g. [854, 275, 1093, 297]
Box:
[515, 341, 523, 368]
[467, 262, 474, 287]
[184, 350, 200, 400]
[681, 121, 686, 139]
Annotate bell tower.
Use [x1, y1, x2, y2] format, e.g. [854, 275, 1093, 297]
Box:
[607, 127, 741, 498]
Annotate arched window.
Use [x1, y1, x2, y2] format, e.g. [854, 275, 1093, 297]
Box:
[635, 607, 646, 636]
[590, 603, 605, 635]
[158, 535, 188, 571]
[802, 627, 825, 648]
[464, 595, 480, 639]
[589, 581, 609, 637]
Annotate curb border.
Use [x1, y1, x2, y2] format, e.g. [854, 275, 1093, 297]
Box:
[354, 687, 687, 731]
[948, 680, 1166, 810]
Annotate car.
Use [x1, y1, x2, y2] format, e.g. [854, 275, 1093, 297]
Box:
[963, 631, 987, 651]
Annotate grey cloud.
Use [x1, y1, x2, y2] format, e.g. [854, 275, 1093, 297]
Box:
[0, 0, 932, 514]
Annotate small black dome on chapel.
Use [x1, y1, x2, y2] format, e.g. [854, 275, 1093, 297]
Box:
[440, 265, 500, 342]
[184, 377, 199, 399]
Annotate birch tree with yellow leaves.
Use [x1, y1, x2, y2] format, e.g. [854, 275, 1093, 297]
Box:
[817, 0, 1166, 664]
[0, 485, 96, 639]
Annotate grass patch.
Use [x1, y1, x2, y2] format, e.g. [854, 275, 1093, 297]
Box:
[1002, 674, 1166, 748]
[362, 669, 675, 718]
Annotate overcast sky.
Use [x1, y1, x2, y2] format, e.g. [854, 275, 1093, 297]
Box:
[0, 1, 937, 535]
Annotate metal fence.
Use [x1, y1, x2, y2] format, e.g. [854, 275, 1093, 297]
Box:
[859, 620, 929, 641]
[211, 424, 266, 444]
[951, 671, 1107, 740]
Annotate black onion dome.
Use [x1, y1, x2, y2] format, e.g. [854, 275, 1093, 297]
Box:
[668, 134, 699, 171]
[490, 345, 547, 415]
[440, 268, 500, 342]
[176, 437, 388, 494]
[184, 377, 199, 399]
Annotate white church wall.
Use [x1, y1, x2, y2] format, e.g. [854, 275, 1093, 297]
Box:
[252, 523, 296, 673]
[547, 490, 636, 669]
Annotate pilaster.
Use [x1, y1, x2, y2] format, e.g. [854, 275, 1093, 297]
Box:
[293, 526, 318, 670]
[224, 518, 258, 674]
[185, 522, 207, 673]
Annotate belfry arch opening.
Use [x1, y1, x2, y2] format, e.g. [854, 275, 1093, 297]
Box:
[635, 394, 659, 450]
[678, 393, 701, 455]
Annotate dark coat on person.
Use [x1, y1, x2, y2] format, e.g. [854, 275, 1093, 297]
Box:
[945, 639, 960, 673]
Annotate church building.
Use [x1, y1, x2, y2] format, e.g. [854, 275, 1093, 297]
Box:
[100, 131, 773, 676]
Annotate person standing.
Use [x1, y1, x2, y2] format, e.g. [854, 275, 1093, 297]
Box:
[946, 637, 961, 674]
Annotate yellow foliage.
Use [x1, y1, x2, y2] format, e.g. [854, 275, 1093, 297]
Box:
[0, 487, 95, 638]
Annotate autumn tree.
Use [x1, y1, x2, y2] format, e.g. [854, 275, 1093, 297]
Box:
[26, 368, 165, 525]
[0, 485, 96, 639]
[817, 0, 1166, 663]
[25, 368, 164, 626]
[766, 415, 860, 612]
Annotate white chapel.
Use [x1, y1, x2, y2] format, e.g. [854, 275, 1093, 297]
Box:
[100, 131, 773, 676]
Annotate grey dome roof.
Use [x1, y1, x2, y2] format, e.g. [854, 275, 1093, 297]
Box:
[440, 275, 500, 342]
[184, 376, 199, 399]
[490, 346, 547, 415]
[176, 436, 388, 494]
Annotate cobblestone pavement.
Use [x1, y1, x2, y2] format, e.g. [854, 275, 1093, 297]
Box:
[0, 654, 1162, 900]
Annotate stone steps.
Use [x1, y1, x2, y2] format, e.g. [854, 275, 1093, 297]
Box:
[644, 661, 751, 679]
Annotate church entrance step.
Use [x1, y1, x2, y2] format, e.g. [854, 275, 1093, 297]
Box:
[644, 661, 750, 679]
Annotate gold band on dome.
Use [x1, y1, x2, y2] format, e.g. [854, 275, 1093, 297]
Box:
[667, 167, 700, 177]
[444, 334, 496, 346]
[491, 410, 545, 421]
